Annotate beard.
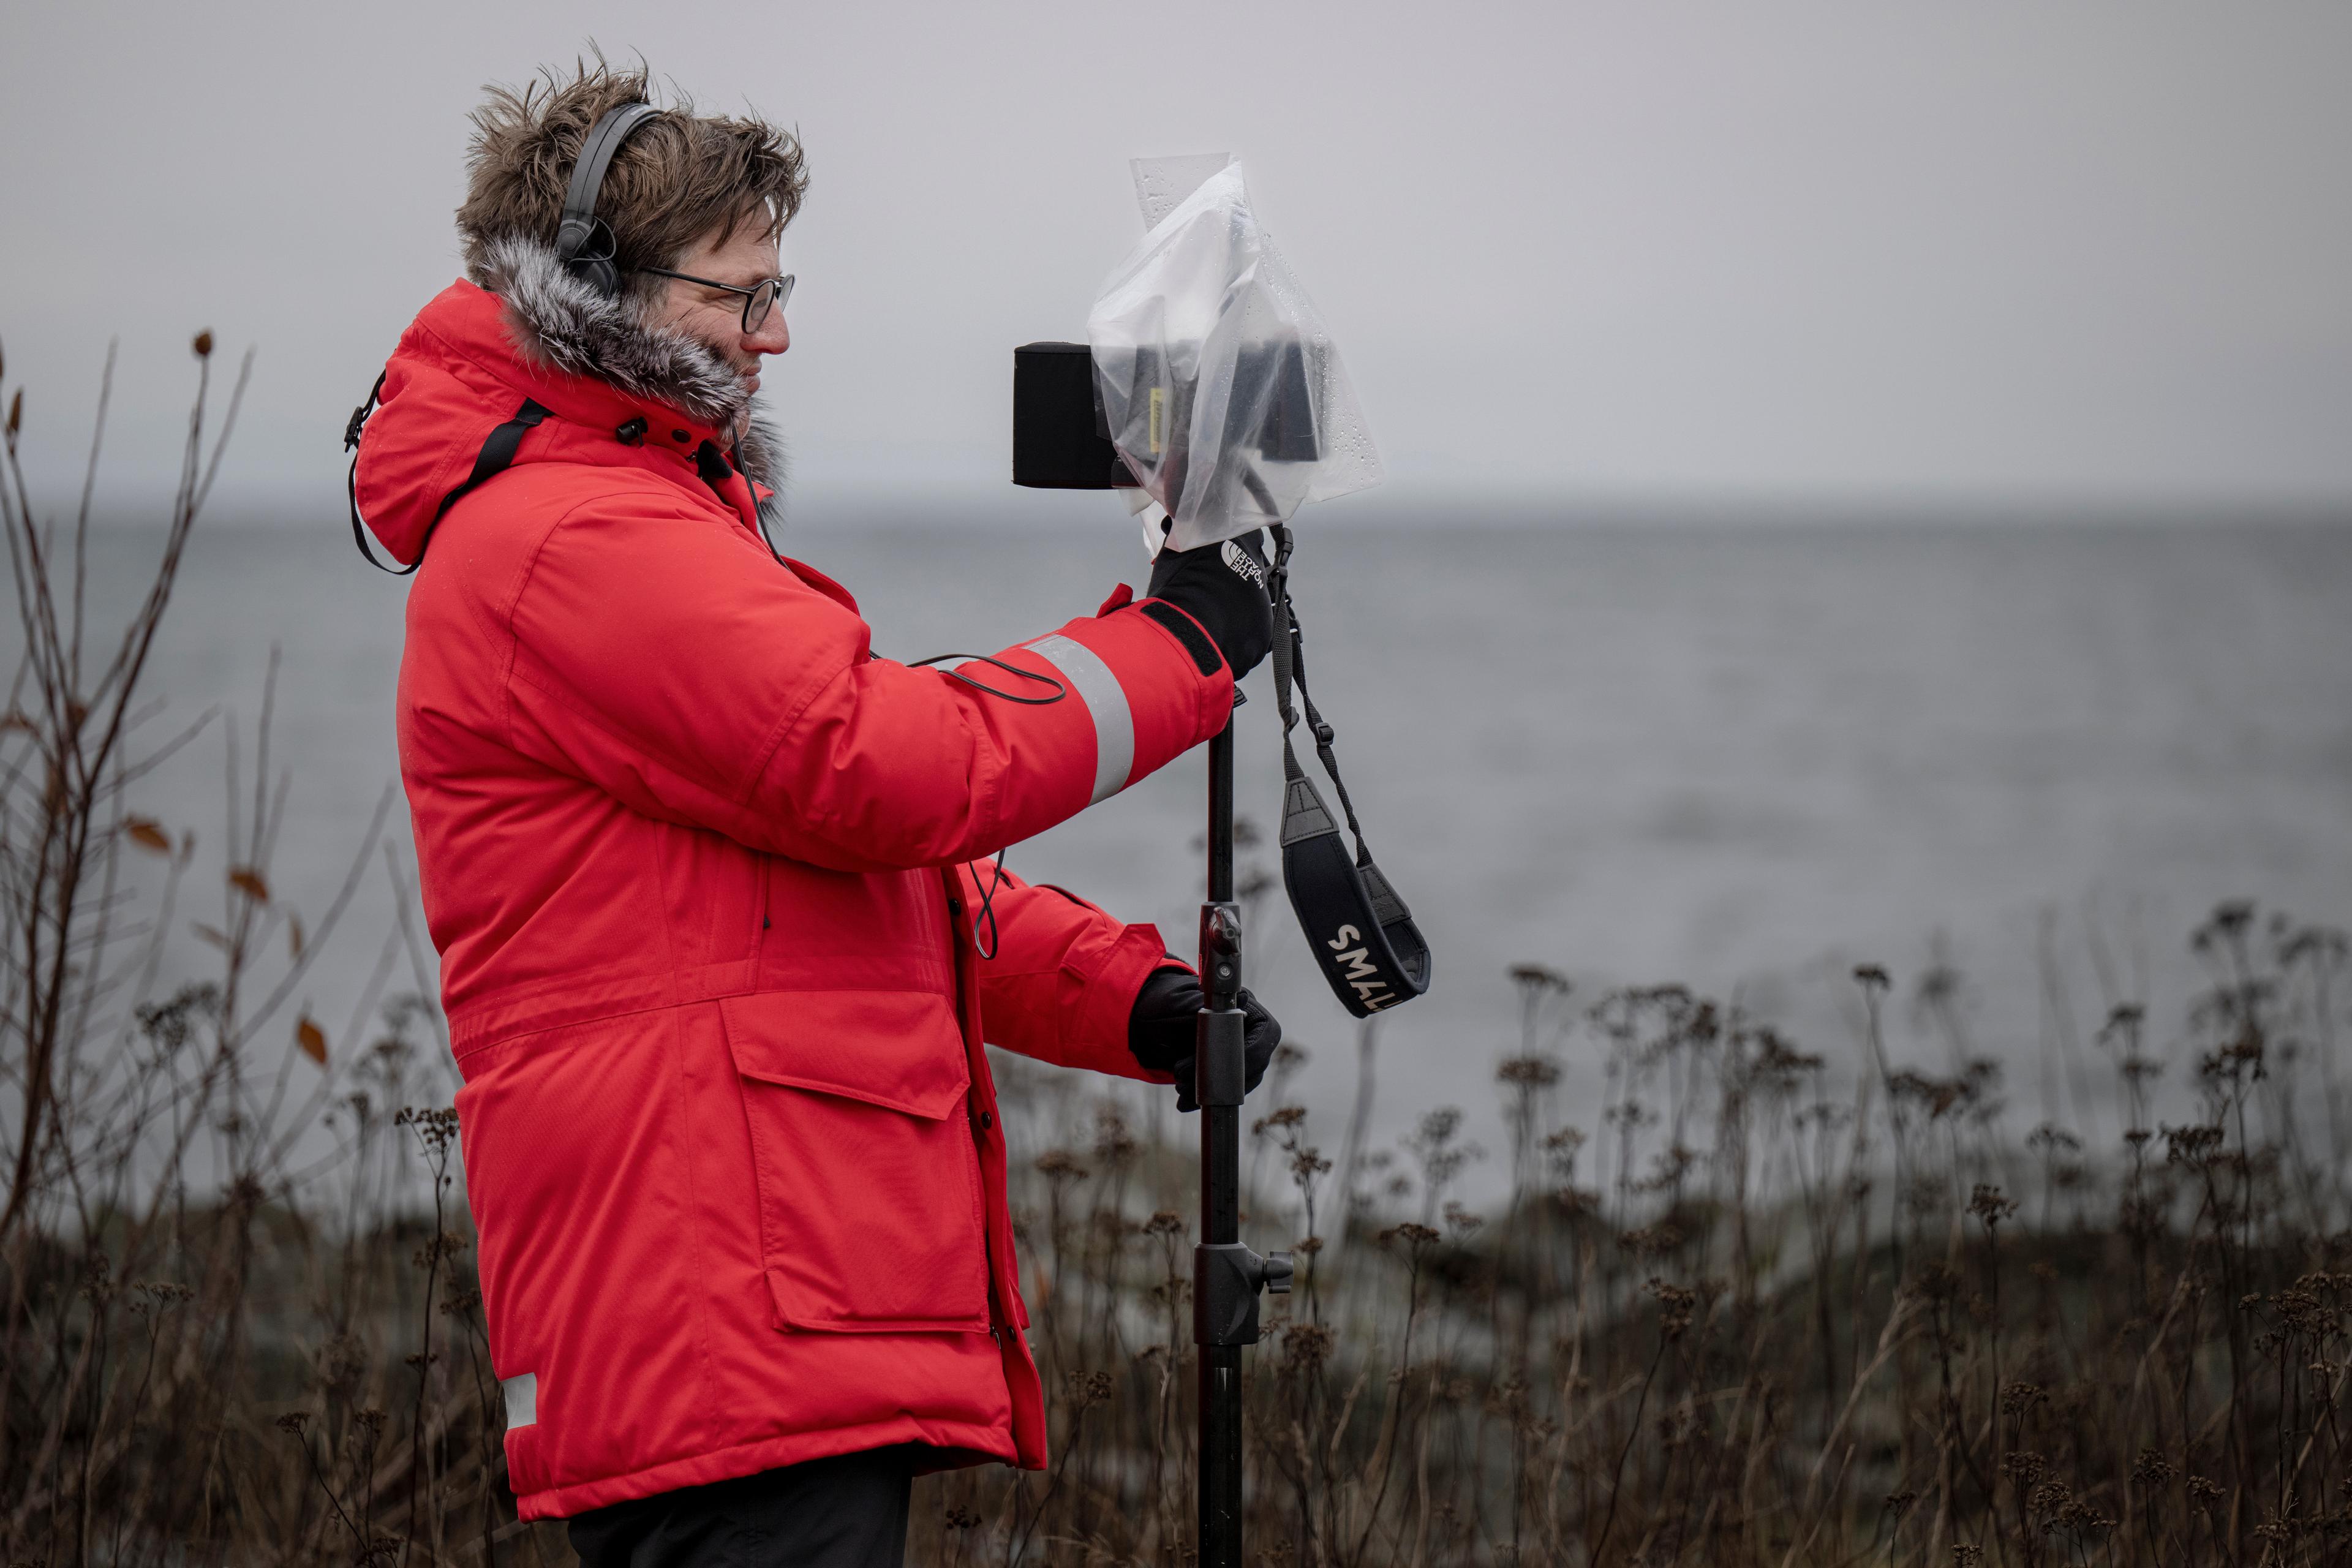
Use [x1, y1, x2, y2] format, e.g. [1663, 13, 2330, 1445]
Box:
[676, 322, 759, 388]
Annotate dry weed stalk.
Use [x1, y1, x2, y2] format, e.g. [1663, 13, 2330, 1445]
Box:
[0, 344, 563, 1567]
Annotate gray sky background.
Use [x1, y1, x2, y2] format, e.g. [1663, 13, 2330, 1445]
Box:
[4, 1, 2348, 516]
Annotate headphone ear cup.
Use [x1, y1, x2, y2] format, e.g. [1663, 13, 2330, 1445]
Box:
[576, 257, 620, 297]
[556, 216, 623, 298]
[554, 216, 595, 263]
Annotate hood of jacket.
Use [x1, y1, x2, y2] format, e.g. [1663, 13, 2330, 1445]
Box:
[353, 235, 784, 567]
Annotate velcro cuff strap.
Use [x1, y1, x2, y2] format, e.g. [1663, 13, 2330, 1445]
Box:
[1137, 600, 1223, 677]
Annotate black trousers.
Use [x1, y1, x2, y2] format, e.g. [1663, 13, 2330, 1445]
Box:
[567, 1445, 922, 1568]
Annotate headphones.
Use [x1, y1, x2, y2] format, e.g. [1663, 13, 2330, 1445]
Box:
[552, 101, 662, 296]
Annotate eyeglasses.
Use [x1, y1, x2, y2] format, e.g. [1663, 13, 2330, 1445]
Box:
[637, 268, 796, 333]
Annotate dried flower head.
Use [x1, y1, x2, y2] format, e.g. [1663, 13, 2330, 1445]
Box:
[1646, 1278, 1698, 1340]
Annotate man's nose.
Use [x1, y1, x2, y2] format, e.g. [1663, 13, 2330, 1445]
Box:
[746, 312, 790, 356]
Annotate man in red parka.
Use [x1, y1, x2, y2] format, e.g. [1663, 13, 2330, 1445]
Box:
[350, 62, 1281, 1568]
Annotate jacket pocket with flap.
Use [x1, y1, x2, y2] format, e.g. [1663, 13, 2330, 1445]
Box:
[720, 989, 990, 1332]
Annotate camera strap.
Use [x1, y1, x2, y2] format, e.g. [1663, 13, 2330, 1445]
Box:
[1265, 524, 1431, 1017]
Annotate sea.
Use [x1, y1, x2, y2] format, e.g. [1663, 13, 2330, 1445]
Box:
[53, 505, 2352, 1205]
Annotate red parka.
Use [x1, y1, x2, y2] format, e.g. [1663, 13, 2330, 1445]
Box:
[355, 244, 1232, 1518]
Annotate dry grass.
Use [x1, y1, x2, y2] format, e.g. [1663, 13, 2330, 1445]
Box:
[3, 347, 2350, 1567]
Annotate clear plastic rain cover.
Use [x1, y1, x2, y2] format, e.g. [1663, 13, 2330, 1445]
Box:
[1088, 155, 1384, 553]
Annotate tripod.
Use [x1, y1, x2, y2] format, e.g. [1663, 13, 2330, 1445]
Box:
[1193, 719, 1293, 1567]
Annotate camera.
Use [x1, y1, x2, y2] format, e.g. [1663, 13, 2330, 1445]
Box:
[1011, 342, 1133, 491]
[1012, 339, 1320, 513]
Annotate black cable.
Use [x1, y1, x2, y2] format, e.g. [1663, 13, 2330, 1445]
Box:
[908, 647, 1064, 958]
[966, 850, 1010, 959]
[908, 652, 1068, 705]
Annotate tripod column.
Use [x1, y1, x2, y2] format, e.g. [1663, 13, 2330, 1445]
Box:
[1196, 722, 1245, 1567]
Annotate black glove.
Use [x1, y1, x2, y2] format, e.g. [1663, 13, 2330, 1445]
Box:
[1126, 965, 1281, 1112]
[1145, 530, 1275, 680]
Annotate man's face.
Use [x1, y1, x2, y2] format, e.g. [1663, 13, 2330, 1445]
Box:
[648, 216, 791, 398]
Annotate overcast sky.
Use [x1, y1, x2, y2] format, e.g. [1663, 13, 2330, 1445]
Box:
[4, 1, 2348, 516]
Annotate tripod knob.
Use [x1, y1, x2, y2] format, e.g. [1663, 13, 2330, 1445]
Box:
[1264, 1251, 1294, 1295]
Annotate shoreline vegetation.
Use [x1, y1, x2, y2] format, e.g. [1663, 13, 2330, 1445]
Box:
[6, 348, 2351, 1568]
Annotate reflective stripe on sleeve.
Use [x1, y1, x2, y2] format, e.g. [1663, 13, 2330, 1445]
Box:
[1023, 633, 1135, 804]
[503, 1371, 538, 1428]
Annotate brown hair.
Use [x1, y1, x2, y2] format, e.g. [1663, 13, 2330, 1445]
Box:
[456, 56, 807, 296]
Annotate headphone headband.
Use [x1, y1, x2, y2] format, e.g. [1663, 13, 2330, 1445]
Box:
[554, 102, 661, 288]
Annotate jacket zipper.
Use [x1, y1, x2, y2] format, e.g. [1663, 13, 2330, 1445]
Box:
[755, 858, 772, 968]
[948, 881, 1012, 1341]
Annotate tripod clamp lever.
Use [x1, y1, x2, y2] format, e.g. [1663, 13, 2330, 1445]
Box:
[1196, 1243, 1294, 1348]
[1190, 896, 1291, 1348]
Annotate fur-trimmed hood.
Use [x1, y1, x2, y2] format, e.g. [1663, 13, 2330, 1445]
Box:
[352, 260, 788, 569]
[476, 235, 785, 489]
